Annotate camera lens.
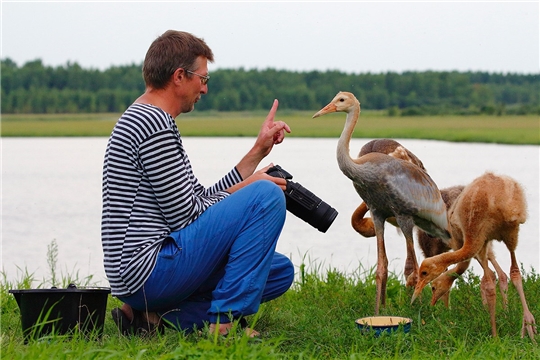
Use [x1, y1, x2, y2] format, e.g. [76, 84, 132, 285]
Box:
[266, 165, 338, 232]
[285, 182, 338, 233]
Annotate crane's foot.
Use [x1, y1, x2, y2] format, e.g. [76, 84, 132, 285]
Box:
[521, 310, 537, 343]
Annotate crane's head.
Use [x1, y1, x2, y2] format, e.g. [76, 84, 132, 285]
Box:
[312, 91, 360, 118]
[429, 272, 456, 306]
[410, 257, 447, 304]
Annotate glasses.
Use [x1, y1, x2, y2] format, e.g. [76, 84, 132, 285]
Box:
[186, 70, 210, 85]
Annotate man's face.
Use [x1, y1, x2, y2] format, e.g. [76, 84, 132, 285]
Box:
[180, 56, 209, 114]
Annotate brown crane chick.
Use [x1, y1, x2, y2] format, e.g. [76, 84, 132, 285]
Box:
[416, 185, 508, 308]
[412, 172, 536, 341]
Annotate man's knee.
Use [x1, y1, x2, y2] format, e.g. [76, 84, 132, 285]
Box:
[274, 253, 295, 286]
[262, 253, 295, 302]
[250, 180, 286, 210]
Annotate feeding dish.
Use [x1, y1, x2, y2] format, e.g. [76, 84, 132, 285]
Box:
[355, 316, 412, 336]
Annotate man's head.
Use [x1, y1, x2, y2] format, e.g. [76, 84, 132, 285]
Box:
[142, 30, 214, 90]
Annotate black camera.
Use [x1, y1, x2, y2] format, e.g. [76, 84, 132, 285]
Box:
[266, 165, 338, 233]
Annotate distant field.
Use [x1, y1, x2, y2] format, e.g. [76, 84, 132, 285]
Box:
[1, 112, 538, 145]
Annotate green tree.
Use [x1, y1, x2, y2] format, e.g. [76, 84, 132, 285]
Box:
[1, 58, 538, 115]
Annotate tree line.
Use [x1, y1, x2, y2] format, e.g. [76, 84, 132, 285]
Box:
[2, 58, 539, 115]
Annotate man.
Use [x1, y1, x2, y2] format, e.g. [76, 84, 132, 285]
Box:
[102, 30, 294, 337]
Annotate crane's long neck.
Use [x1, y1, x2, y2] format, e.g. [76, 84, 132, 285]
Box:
[337, 105, 360, 177]
[434, 241, 482, 271]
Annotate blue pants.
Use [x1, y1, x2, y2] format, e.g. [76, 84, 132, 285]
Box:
[119, 180, 294, 332]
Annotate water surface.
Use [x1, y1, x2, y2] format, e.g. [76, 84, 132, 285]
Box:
[2, 137, 539, 287]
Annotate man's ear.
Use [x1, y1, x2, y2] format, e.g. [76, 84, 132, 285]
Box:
[172, 68, 185, 85]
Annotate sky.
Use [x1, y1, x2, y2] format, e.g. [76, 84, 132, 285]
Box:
[1, 1, 539, 75]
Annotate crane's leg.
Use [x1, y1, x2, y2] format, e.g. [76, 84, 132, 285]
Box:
[508, 250, 537, 342]
[396, 218, 418, 287]
[486, 247, 508, 308]
[480, 267, 497, 307]
[478, 246, 498, 337]
[404, 233, 419, 287]
[372, 215, 388, 315]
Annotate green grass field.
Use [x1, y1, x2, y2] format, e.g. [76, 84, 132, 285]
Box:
[2, 112, 539, 144]
[2, 259, 539, 359]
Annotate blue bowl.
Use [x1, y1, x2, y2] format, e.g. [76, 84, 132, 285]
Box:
[355, 316, 412, 336]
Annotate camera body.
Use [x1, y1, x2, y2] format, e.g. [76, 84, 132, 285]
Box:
[266, 165, 338, 233]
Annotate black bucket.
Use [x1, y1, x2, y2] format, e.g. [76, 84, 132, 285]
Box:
[9, 284, 110, 342]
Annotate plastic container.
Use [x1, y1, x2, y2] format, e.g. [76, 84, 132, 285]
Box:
[9, 284, 110, 342]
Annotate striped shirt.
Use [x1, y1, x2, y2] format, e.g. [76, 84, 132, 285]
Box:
[101, 103, 243, 297]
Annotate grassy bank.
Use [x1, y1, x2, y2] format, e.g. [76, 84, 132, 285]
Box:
[1, 112, 539, 144]
[2, 261, 539, 359]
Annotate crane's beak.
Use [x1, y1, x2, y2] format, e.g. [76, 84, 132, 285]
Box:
[410, 281, 427, 304]
[430, 292, 443, 306]
[312, 103, 337, 118]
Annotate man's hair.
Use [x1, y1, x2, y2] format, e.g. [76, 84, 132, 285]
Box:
[142, 30, 214, 89]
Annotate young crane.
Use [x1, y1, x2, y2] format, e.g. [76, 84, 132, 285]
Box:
[412, 172, 537, 340]
[356, 182, 509, 307]
[351, 138, 426, 239]
[349, 139, 429, 285]
[416, 185, 508, 308]
[313, 91, 450, 314]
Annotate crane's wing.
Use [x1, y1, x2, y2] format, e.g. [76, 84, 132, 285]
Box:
[388, 160, 449, 239]
[347, 152, 449, 239]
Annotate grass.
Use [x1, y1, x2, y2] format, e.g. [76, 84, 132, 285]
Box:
[1, 243, 539, 359]
[1, 111, 539, 144]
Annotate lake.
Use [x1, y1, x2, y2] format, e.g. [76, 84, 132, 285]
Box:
[2, 137, 539, 287]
